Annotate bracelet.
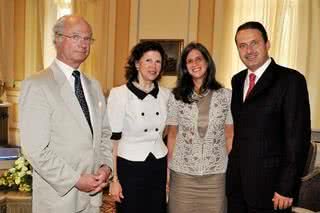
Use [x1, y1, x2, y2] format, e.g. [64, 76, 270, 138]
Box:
[112, 176, 119, 182]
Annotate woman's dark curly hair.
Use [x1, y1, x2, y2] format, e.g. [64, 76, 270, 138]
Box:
[173, 42, 223, 103]
[125, 41, 167, 82]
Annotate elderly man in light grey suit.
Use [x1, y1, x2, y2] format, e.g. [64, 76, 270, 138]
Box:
[19, 15, 113, 213]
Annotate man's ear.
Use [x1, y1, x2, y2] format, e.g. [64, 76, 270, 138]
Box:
[266, 40, 271, 50]
[55, 35, 63, 45]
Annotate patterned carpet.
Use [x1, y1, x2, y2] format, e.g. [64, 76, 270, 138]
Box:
[100, 189, 116, 213]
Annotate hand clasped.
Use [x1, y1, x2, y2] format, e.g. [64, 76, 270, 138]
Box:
[272, 192, 293, 210]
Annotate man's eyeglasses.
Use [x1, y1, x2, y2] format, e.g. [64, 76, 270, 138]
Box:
[57, 34, 95, 45]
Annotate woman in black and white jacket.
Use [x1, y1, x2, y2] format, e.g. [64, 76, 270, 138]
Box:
[107, 41, 170, 213]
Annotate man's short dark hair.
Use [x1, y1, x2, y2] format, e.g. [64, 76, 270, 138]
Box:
[235, 21, 268, 43]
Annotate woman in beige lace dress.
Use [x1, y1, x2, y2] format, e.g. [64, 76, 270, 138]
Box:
[166, 42, 234, 213]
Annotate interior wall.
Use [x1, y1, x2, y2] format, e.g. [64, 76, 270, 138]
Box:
[6, 0, 26, 146]
[113, 0, 131, 88]
[13, 0, 26, 82]
[198, 0, 216, 55]
[131, 0, 198, 42]
[127, 0, 199, 88]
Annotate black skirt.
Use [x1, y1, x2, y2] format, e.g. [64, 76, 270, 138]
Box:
[116, 153, 167, 213]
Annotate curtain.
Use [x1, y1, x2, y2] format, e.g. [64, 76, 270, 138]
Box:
[24, 0, 45, 77]
[72, 0, 116, 94]
[296, 0, 320, 129]
[43, 0, 58, 68]
[213, 0, 320, 129]
[0, 0, 14, 83]
[43, 0, 73, 68]
[55, 0, 72, 8]
[213, 0, 298, 87]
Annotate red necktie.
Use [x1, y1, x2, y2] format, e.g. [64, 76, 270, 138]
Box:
[245, 73, 256, 99]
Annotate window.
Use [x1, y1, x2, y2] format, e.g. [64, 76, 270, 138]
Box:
[43, 0, 72, 67]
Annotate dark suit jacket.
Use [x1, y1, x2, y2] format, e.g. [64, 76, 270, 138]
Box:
[226, 58, 311, 208]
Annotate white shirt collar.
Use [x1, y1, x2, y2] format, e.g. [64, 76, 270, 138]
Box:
[54, 58, 92, 118]
[54, 58, 82, 80]
[247, 58, 271, 82]
[243, 58, 271, 101]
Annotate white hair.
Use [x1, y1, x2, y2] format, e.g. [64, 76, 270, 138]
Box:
[52, 15, 68, 45]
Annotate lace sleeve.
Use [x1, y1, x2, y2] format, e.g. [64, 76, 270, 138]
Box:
[166, 92, 178, 126]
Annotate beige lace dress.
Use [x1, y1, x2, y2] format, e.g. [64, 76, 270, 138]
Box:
[167, 88, 232, 213]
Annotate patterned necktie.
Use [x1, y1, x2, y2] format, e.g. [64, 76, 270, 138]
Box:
[245, 73, 256, 99]
[72, 70, 93, 134]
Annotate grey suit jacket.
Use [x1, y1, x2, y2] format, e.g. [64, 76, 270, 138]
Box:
[19, 62, 113, 213]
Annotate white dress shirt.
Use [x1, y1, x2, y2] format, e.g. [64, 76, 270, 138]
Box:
[55, 58, 93, 121]
[243, 58, 271, 101]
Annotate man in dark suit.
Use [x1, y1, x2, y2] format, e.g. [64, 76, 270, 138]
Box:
[226, 21, 311, 213]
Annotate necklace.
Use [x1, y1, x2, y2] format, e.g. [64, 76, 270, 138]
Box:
[191, 89, 210, 102]
[132, 81, 154, 93]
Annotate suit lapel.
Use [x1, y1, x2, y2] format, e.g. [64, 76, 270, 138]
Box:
[245, 59, 277, 102]
[49, 62, 92, 136]
[234, 71, 247, 104]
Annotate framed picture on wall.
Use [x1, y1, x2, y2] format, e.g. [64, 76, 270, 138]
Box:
[140, 39, 184, 76]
